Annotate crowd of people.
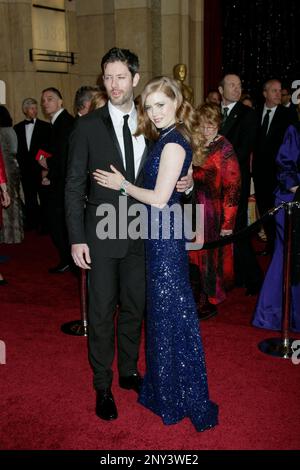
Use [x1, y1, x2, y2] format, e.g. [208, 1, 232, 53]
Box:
[1, 46, 299, 432]
[0, 85, 108, 278]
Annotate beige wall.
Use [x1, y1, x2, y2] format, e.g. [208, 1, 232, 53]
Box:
[0, 0, 204, 123]
[0, 0, 79, 122]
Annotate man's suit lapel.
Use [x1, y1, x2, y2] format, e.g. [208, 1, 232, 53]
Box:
[267, 106, 281, 137]
[53, 109, 65, 129]
[98, 104, 149, 182]
[222, 102, 242, 135]
[135, 140, 149, 182]
[258, 106, 281, 142]
[20, 121, 29, 154]
[100, 105, 125, 173]
[29, 119, 40, 152]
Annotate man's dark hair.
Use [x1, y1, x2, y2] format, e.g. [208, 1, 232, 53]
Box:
[281, 85, 292, 95]
[101, 47, 139, 78]
[42, 87, 63, 99]
[218, 73, 240, 89]
[74, 85, 100, 112]
[0, 105, 13, 127]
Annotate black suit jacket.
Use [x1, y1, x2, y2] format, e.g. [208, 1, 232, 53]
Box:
[220, 101, 258, 173]
[47, 109, 75, 204]
[65, 104, 148, 257]
[252, 104, 293, 194]
[13, 118, 52, 181]
[219, 101, 258, 217]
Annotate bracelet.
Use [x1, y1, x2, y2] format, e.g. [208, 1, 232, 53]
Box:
[120, 179, 130, 196]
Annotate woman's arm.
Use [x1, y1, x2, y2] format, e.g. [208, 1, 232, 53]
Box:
[220, 150, 241, 233]
[93, 142, 186, 208]
[0, 183, 10, 207]
[8, 128, 18, 155]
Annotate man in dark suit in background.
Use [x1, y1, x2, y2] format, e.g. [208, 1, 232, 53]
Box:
[40, 88, 74, 273]
[73, 85, 100, 117]
[252, 79, 294, 254]
[14, 98, 52, 231]
[219, 74, 262, 295]
[281, 85, 299, 122]
[65, 48, 147, 422]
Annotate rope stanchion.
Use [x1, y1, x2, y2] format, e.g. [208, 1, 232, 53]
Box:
[258, 202, 300, 358]
[188, 204, 284, 250]
[59, 202, 292, 338]
[61, 269, 88, 336]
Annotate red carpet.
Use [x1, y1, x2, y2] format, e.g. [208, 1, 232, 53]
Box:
[0, 233, 299, 450]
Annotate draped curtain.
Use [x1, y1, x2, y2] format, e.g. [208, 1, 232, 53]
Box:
[203, 0, 300, 105]
[221, 0, 300, 104]
[203, 0, 222, 98]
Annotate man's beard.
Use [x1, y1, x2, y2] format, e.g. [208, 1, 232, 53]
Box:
[108, 89, 133, 107]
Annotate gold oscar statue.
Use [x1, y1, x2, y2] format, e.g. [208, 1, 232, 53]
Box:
[173, 64, 194, 104]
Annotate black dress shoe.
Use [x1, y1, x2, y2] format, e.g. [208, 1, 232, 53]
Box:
[48, 263, 70, 274]
[96, 388, 118, 421]
[119, 373, 143, 393]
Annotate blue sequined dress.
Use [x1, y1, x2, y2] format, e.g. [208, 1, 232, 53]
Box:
[138, 126, 218, 432]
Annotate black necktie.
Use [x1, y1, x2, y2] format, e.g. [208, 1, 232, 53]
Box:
[222, 107, 229, 126]
[123, 114, 135, 183]
[25, 119, 34, 125]
[261, 109, 271, 137]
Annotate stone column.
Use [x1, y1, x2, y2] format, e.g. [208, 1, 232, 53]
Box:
[114, 0, 152, 95]
[0, 0, 205, 122]
[0, 0, 79, 122]
[0, 0, 35, 121]
[188, 0, 204, 106]
[160, 0, 204, 106]
[76, 0, 115, 87]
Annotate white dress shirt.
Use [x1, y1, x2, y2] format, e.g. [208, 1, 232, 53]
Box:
[221, 101, 237, 116]
[108, 101, 145, 178]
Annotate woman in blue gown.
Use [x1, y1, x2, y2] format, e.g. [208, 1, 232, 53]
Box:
[94, 76, 218, 432]
[253, 123, 300, 332]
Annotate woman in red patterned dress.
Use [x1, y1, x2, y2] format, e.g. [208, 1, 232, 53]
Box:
[189, 104, 240, 319]
[0, 144, 10, 285]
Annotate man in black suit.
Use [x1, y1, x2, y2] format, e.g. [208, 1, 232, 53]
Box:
[40, 88, 74, 273]
[252, 79, 294, 254]
[14, 98, 52, 231]
[66, 48, 147, 422]
[218, 74, 262, 295]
